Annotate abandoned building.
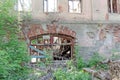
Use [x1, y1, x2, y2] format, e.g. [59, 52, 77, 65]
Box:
[20, 0, 120, 63]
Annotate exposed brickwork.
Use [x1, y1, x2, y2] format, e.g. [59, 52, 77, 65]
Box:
[58, 5, 63, 12]
[99, 29, 106, 40]
[27, 24, 76, 38]
[113, 26, 120, 42]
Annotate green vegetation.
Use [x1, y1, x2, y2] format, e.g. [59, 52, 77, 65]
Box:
[54, 59, 91, 80]
[75, 45, 86, 69]
[0, 0, 30, 79]
[54, 46, 109, 80]
[88, 52, 104, 67]
[54, 67, 91, 80]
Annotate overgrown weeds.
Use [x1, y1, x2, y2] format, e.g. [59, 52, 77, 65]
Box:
[53, 46, 110, 80]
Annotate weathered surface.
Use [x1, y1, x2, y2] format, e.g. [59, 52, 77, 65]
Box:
[28, 60, 68, 80]
[39, 72, 53, 80]
[31, 0, 120, 21]
[83, 60, 120, 80]
[20, 0, 120, 60]
[22, 23, 120, 60]
[83, 68, 111, 80]
[27, 24, 76, 39]
[109, 60, 120, 80]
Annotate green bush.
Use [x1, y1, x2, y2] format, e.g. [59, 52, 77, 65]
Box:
[54, 68, 91, 80]
[0, 0, 30, 79]
[76, 57, 86, 70]
[86, 52, 109, 70]
[53, 46, 109, 80]
[74, 45, 108, 70]
[74, 45, 87, 69]
[54, 60, 91, 80]
[88, 52, 104, 67]
[0, 39, 30, 80]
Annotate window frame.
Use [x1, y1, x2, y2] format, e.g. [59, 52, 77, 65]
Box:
[30, 34, 74, 63]
[43, 0, 58, 12]
[108, 0, 119, 13]
[16, 0, 32, 12]
[68, 0, 82, 13]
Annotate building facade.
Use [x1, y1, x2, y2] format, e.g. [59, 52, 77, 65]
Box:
[21, 0, 120, 62]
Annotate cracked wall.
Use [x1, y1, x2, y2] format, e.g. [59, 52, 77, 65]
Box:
[57, 23, 120, 59]
[23, 0, 120, 60]
[25, 23, 120, 60]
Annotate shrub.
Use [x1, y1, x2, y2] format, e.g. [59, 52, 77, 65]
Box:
[54, 68, 91, 80]
[0, 0, 30, 79]
[88, 52, 104, 67]
[74, 45, 87, 69]
[54, 59, 91, 80]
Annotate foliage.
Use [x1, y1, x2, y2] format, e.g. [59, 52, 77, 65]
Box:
[54, 63, 91, 80]
[37, 49, 53, 68]
[76, 56, 86, 69]
[74, 46, 108, 75]
[44, 49, 53, 64]
[89, 54, 108, 70]
[74, 45, 86, 69]
[0, 0, 30, 79]
[54, 59, 91, 80]
[88, 52, 104, 67]
[77, 51, 108, 70]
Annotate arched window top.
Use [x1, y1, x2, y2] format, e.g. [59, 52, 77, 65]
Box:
[27, 24, 76, 39]
[27, 24, 76, 63]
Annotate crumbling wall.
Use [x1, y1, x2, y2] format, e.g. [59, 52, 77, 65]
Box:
[25, 23, 120, 59]
[58, 23, 120, 59]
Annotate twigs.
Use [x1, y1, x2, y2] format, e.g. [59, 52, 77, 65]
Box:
[83, 59, 120, 80]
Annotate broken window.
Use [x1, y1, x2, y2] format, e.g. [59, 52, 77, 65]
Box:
[108, 0, 118, 13]
[44, 0, 57, 12]
[30, 34, 74, 63]
[15, 0, 32, 11]
[68, 0, 82, 13]
[27, 24, 76, 63]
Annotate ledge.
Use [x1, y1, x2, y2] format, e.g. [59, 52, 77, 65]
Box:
[23, 19, 120, 24]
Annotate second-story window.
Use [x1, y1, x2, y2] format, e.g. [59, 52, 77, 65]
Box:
[68, 0, 82, 13]
[44, 0, 57, 12]
[16, 0, 32, 11]
[108, 0, 118, 13]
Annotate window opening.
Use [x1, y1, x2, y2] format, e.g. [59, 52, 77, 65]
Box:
[30, 34, 74, 63]
[68, 0, 82, 13]
[108, 0, 118, 13]
[27, 24, 76, 63]
[15, 0, 32, 11]
[44, 0, 57, 12]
